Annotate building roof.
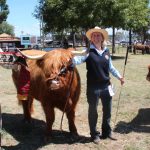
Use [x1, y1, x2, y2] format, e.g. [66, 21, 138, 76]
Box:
[0, 33, 20, 42]
[0, 33, 12, 38]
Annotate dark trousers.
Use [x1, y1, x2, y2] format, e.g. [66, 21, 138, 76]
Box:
[87, 83, 112, 138]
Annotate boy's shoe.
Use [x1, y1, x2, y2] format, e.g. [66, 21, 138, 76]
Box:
[100, 134, 117, 141]
[92, 136, 100, 144]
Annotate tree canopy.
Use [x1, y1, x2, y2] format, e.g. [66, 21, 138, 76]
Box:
[0, 21, 14, 35]
[0, 0, 9, 23]
[34, 0, 150, 43]
[124, 0, 149, 30]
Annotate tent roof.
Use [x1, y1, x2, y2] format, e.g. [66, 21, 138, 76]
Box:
[0, 33, 20, 42]
[0, 33, 12, 38]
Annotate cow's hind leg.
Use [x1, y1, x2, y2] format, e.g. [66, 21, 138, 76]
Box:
[66, 108, 81, 141]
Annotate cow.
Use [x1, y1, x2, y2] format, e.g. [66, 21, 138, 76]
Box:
[145, 45, 150, 54]
[133, 44, 146, 54]
[12, 48, 86, 138]
[146, 65, 150, 82]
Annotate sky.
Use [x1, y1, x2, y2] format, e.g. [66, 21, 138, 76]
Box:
[6, 0, 114, 37]
[7, 0, 40, 37]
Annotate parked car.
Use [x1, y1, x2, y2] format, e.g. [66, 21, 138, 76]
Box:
[120, 41, 129, 47]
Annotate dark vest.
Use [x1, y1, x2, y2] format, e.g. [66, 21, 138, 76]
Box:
[86, 48, 110, 86]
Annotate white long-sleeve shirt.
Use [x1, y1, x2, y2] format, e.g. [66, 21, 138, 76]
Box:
[72, 45, 122, 80]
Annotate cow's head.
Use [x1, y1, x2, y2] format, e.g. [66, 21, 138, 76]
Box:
[19, 48, 85, 90]
[18, 48, 86, 90]
[38, 49, 75, 90]
[146, 65, 150, 82]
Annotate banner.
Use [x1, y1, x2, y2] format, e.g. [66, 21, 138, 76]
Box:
[0, 52, 17, 69]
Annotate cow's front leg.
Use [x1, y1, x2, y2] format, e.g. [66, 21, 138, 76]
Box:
[21, 99, 32, 123]
[66, 108, 81, 141]
[42, 102, 55, 138]
[66, 108, 78, 136]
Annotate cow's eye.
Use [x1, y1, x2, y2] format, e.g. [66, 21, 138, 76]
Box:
[60, 66, 67, 74]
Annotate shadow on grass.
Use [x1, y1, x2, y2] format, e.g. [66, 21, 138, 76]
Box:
[2, 113, 90, 150]
[111, 55, 125, 60]
[113, 108, 150, 134]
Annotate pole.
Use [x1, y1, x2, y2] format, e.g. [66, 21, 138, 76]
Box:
[41, 15, 44, 49]
[113, 46, 129, 127]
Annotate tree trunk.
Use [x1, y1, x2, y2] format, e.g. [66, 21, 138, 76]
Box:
[112, 27, 115, 54]
[143, 28, 147, 44]
[71, 28, 76, 48]
[128, 29, 132, 52]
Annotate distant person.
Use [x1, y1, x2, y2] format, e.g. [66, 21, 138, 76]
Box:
[63, 38, 69, 49]
[8, 55, 13, 62]
[134, 40, 138, 45]
[5, 46, 9, 52]
[144, 40, 147, 45]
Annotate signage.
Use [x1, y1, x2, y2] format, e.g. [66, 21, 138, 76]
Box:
[21, 35, 37, 45]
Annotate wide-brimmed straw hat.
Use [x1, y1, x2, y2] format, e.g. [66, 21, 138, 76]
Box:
[86, 26, 108, 41]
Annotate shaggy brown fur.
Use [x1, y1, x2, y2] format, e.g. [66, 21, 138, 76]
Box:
[12, 49, 81, 137]
[133, 44, 146, 54]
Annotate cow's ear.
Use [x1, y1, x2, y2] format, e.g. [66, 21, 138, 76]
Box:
[36, 58, 44, 68]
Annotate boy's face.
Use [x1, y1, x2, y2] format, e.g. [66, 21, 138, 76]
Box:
[91, 32, 104, 45]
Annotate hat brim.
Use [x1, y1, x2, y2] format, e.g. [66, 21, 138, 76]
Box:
[86, 28, 108, 41]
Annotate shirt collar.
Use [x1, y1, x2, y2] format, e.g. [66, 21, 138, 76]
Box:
[90, 44, 107, 56]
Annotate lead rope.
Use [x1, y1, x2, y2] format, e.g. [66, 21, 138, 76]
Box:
[113, 46, 129, 128]
[60, 67, 75, 131]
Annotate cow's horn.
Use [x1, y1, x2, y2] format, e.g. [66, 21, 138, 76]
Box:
[71, 49, 87, 56]
[16, 48, 45, 60]
[22, 54, 44, 60]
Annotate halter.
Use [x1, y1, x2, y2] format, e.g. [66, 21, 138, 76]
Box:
[46, 62, 75, 90]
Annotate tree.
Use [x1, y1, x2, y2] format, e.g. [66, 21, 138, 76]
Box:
[123, 0, 149, 47]
[0, 0, 9, 23]
[132, 2, 150, 43]
[35, 0, 108, 47]
[36, 0, 93, 31]
[0, 21, 14, 35]
[98, 0, 127, 53]
[35, 0, 150, 49]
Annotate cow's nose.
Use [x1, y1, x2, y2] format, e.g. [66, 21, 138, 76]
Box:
[51, 80, 60, 89]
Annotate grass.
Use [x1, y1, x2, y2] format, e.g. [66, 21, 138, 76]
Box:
[0, 49, 150, 150]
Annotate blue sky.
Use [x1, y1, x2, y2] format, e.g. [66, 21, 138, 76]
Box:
[7, 0, 40, 37]
[6, 0, 115, 37]
[6, 0, 150, 37]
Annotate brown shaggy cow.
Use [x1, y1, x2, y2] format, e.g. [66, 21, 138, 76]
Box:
[133, 44, 146, 54]
[146, 65, 150, 82]
[12, 49, 81, 138]
[145, 45, 150, 54]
